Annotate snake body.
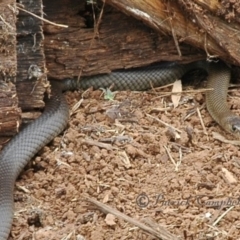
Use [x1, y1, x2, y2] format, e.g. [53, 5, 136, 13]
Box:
[0, 60, 240, 239]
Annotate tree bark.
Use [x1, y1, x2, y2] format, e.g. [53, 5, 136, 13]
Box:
[0, 0, 47, 139]
[0, 1, 20, 139]
[16, 0, 47, 111]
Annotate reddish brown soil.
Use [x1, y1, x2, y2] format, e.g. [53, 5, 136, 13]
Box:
[9, 85, 240, 239]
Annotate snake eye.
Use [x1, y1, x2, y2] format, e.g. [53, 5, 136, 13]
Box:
[232, 125, 237, 132]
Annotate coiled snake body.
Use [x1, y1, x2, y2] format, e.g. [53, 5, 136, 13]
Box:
[0, 60, 240, 239]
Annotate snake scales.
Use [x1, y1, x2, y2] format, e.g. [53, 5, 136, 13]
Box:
[0, 60, 240, 239]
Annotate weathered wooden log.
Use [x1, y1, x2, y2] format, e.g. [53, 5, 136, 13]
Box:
[105, 0, 240, 66]
[43, 0, 206, 80]
[0, 82, 21, 137]
[0, 1, 20, 138]
[190, 0, 240, 24]
[16, 0, 47, 111]
[0, 0, 47, 139]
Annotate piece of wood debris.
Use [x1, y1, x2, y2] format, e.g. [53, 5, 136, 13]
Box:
[212, 132, 240, 146]
[146, 114, 181, 133]
[86, 197, 180, 240]
[81, 138, 118, 150]
[221, 167, 237, 184]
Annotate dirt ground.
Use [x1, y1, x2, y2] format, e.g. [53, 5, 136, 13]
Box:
[8, 82, 240, 239]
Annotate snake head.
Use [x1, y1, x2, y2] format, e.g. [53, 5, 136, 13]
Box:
[225, 116, 240, 138]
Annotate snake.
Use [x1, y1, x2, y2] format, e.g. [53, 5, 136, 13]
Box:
[0, 60, 240, 239]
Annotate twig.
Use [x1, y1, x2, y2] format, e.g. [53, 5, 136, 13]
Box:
[164, 145, 180, 171]
[212, 206, 234, 227]
[146, 114, 182, 133]
[0, 15, 14, 30]
[166, 2, 181, 56]
[204, 33, 219, 60]
[196, 107, 208, 138]
[86, 197, 180, 240]
[17, 6, 68, 28]
[151, 88, 213, 99]
[82, 138, 117, 151]
[183, 104, 205, 121]
[77, 0, 106, 81]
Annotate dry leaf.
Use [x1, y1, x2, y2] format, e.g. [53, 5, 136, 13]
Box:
[171, 80, 182, 108]
[105, 213, 116, 226]
[222, 167, 237, 184]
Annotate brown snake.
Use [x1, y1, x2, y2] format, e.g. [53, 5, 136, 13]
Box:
[0, 60, 240, 239]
